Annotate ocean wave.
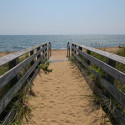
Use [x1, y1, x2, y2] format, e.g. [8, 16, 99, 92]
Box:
[13, 45, 26, 49]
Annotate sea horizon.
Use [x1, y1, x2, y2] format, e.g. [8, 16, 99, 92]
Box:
[0, 34, 125, 52]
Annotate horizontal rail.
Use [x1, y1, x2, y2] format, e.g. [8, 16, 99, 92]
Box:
[72, 52, 125, 108]
[73, 43, 125, 65]
[74, 59, 125, 124]
[0, 43, 47, 67]
[72, 46, 125, 84]
[71, 43, 125, 124]
[0, 47, 47, 89]
[0, 42, 51, 124]
[0, 51, 47, 114]
[3, 67, 40, 124]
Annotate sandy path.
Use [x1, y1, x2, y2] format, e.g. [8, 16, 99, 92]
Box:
[24, 50, 110, 125]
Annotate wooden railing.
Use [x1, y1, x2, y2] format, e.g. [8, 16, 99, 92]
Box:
[0, 42, 51, 124]
[70, 43, 125, 125]
[67, 42, 70, 57]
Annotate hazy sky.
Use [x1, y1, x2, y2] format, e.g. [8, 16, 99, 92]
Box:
[0, 0, 125, 35]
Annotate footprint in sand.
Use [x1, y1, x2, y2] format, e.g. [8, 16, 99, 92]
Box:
[49, 100, 55, 103]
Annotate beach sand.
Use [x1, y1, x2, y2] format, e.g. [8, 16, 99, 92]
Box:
[99, 46, 122, 53]
[23, 49, 111, 125]
[0, 51, 12, 57]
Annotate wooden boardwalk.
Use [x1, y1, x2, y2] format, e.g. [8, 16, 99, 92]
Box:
[24, 50, 109, 125]
[1, 42, 124, 124]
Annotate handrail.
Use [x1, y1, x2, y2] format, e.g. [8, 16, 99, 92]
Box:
[0, 43, 47, 67]
[0, 42, 52, 124]
[73, 43, 125, 65]
[71, 43, 125, 124]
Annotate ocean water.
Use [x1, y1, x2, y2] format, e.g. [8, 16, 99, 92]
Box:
[0, 35, 125, 52]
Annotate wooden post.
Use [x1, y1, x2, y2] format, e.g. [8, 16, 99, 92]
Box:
[74, 45, 77, 53]
[48, 43, 50, 59]
[37, 46, 41, 67]
[72, 44, 74, 55]
[9, 58, 19, 85]
[9, 58, 19, 70]
[67, 42, 69, 57]
[78, 46, 82, 56]
[29, 50, 35, 78]
[69, 46, 70, 57]
[105, 58, 116, 84]
[42, 45, 45, 59]
[45, 43, 47, 59]
[49, 42, 51, 57]
[30, 50, 34, 66]
[37, 47, 41, 60]
[86, 50, 91, 65]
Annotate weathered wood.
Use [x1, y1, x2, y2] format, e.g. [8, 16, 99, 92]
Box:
[0, 43, 47, 67]
[43, 47, 47, 58]
[0, 49, 43, 89]
[49, 42, 52, 57]
[37, 47, 41, 59]
[0, 51, 47, 115]
[72, 52, 125, 108]
[2, 67, 41, 125]
[42, 45, 45, 59]
[73, 55, 125, 125]
[9, 58, 19, 70]
[74, 45, 77, 53]
[72, 46, 125, 85]
[72, 44, 74, 54]
[67, 42, 69, 57]
[69, 46, 70, 57]
[29, 50, 35, 79]
[30, 50, 34, 66]
[86, 50, 91, 65]
[67, 42, 70, 57]
[105, 58, 116, 84]
[48, 44, 50, 59]
[9, 58, 20, 90]
[2, 107, 15, 125]
[73, 43, 125, 65]
[100, 78, 125, 108]
[97, 88, 125, 125]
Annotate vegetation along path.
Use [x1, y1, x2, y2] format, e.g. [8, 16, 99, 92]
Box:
[24, 50, 110, 125]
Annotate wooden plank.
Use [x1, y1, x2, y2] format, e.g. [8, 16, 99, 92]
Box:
[2, 107, 15, 125]
[30, 50, 34, 66]
[25, 68, 40, 93]
[73, 43, 125, 65]
[2, 67, 41, 125]
[72, 52, 125, 108]
[72, 46, 125, 85]
[0, 43, 47, 67]
[0, 52, 47, 115]
[100, 78, 125, 108]
[86, 50, 91, 65]
[37, 47, 41, 59]
[0, 49, 43, 89]
[97, 88, 125, 125]
[9, 57, 20, 90]
[50, 42, 52, 57]
[29, 50, 35, 78]
[105, 58, 116, 84]
[74, 57, 125, 125]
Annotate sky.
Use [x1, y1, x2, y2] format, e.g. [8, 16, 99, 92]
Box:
[0, 0, 125, 35]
